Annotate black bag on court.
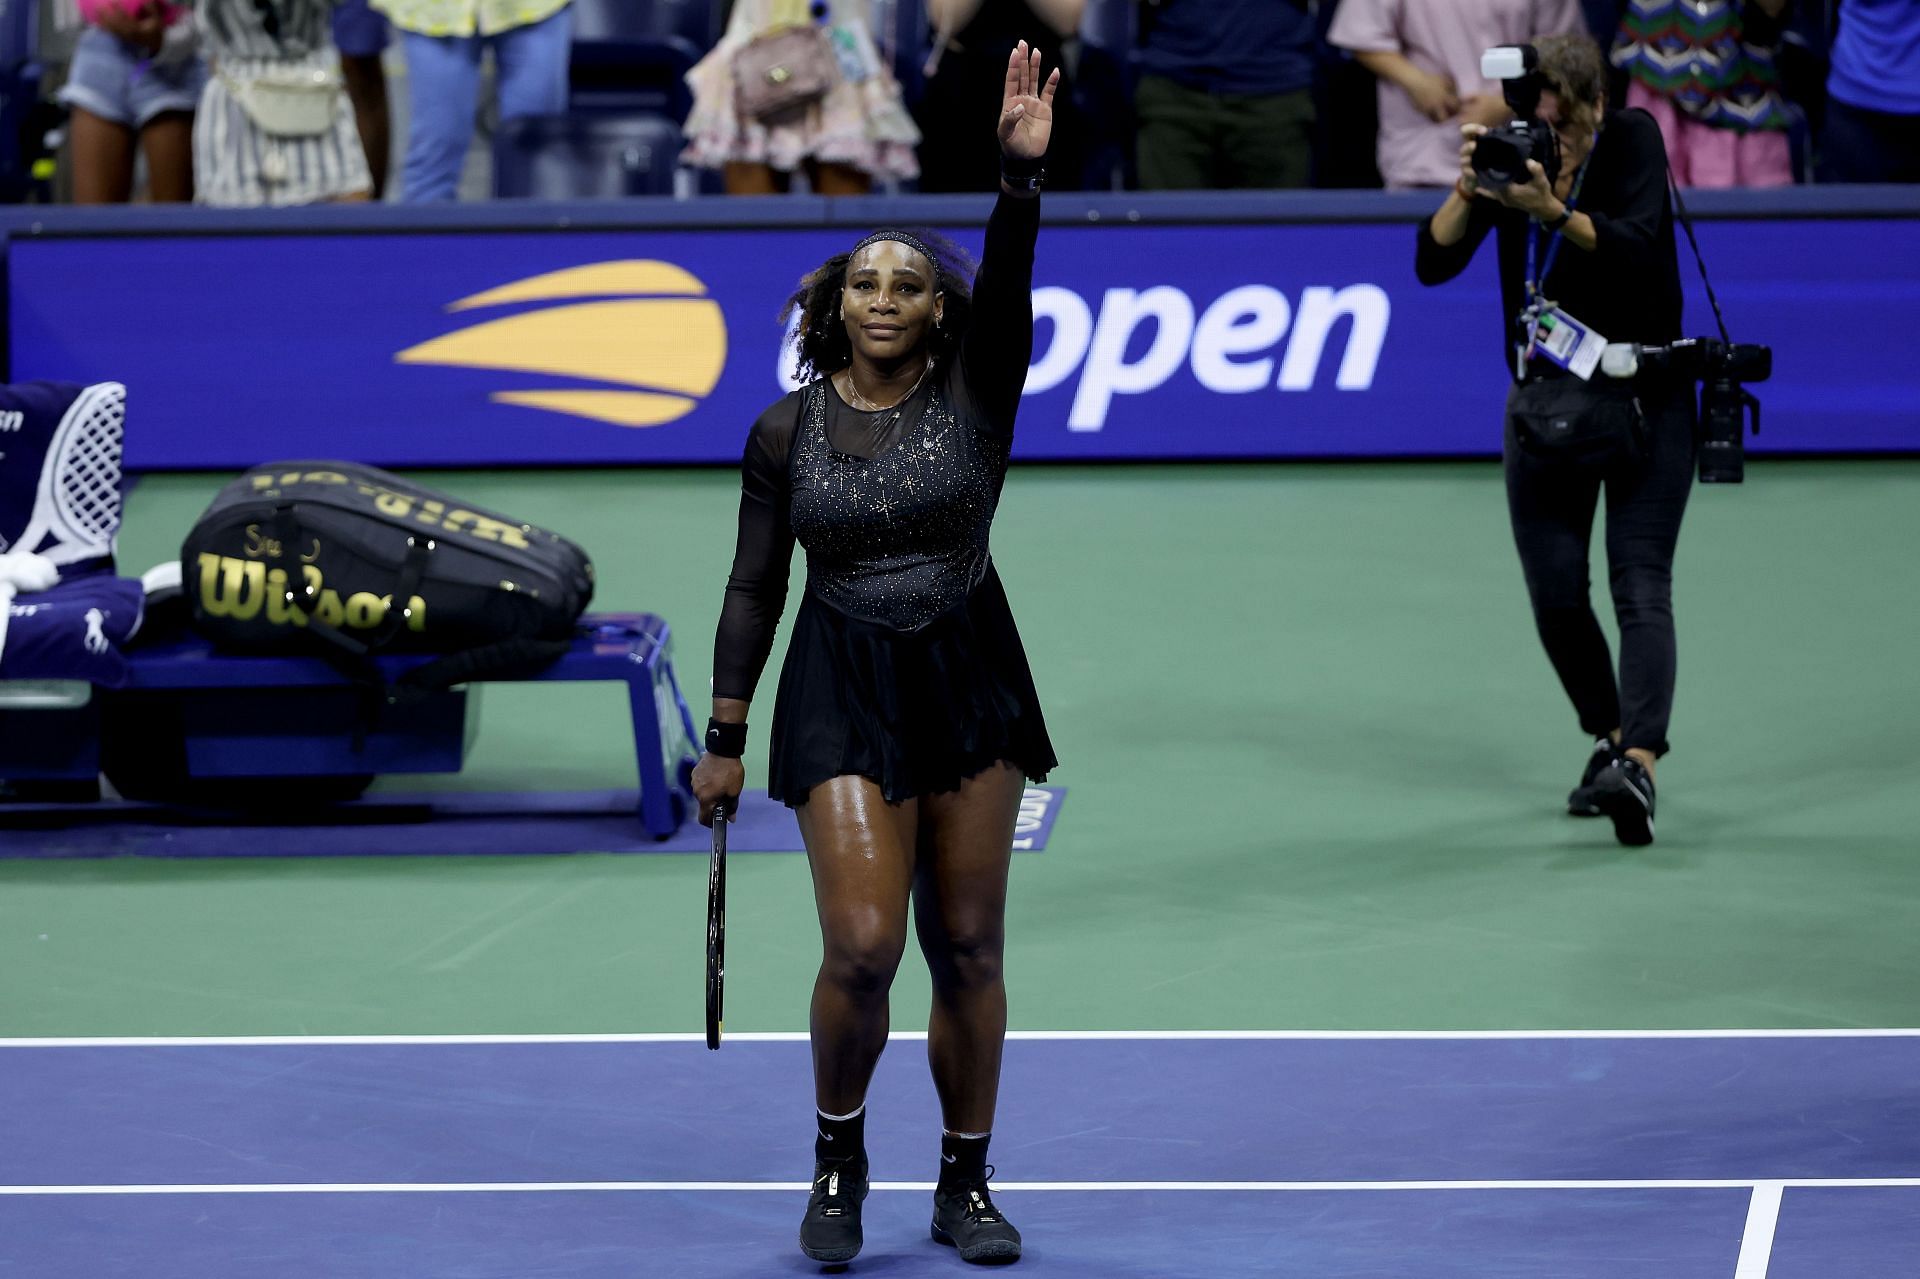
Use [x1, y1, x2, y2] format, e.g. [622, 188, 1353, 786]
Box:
[1507, 375, 1646, 467]
[182, 461, 594, 687]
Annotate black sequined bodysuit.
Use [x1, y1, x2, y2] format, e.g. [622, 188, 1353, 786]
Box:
[712, 192, 1039, 702]
[787, 379, 1009, 632]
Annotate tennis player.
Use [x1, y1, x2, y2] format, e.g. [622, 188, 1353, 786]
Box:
[690, 40, 1060, 1267]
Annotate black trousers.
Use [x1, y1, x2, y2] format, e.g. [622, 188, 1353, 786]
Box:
[1504, 380, 1697, 757]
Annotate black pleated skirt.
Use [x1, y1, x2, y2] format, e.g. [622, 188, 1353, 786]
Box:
[766, 565, 1057, 808]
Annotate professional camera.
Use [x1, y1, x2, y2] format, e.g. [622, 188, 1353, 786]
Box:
[1472, 45, 1560, 190]
[1611, 339, 1774, 484]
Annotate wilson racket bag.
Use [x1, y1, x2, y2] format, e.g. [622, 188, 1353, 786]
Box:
[182, 461, 593, 682]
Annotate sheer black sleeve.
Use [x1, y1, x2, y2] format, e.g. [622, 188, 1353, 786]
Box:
[711, 394, 801, 703]
[958, 190, 1042, 435]
[1415, 198, 1499, 286]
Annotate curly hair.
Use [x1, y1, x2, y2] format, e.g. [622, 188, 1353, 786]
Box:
[779, 230, 978, 384]
[1533, 34, 1609, 130]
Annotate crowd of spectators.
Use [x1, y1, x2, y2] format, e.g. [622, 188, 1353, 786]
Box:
[29, 0, 1920, 206]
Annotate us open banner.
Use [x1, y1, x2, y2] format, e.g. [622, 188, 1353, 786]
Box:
[6, 213, 1916, 468]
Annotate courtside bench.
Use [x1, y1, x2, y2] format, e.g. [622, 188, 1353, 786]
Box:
[0, 612, 702, 838]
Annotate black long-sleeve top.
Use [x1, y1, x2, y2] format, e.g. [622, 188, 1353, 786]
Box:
[1414, 108, 1684, 379]
[712, 191, 1041, 703]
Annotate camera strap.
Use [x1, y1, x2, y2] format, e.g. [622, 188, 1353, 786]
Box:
[1663, 163, 1734, 344]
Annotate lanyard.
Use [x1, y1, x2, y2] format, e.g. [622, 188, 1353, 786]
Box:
[1524, 155, 1591, 304]
[1517, 154, 1593, 376]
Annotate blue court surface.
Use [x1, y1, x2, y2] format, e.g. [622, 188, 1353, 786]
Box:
[3, 1031, 1916, 1277]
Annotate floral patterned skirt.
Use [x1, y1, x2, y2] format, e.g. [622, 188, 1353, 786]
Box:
[682, 15, 920, 181]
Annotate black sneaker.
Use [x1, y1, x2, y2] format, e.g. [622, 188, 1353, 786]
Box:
[1568, 738, 1619, 816]
[1590, 757, 1656, 846]
[799, 1155, 867, 1264]
[932, 1168, 1021, 1264]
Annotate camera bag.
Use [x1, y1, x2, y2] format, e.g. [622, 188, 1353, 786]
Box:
[1507, 376, 1646, 467]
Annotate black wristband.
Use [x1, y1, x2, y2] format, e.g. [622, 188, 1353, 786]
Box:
[1538, 205, 1572, 232]
[1001, 151, 1044, 179]
[705, 719, 747, 759]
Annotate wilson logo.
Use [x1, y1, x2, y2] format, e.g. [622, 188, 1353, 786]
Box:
[398, 261, 728, 428]
[197, 553, 428, 634]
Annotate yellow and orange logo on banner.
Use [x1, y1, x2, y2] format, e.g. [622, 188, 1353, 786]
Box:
[397, 261, 729, 428]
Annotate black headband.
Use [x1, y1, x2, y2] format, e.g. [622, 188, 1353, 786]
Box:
[848, 230, 940, 277]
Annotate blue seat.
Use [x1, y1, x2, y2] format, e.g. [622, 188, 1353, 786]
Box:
[493, 112, 684, 198]
[568, 0, 719, 119]
[0, 0, 46, 202]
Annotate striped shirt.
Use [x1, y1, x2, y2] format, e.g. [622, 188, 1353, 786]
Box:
[195, 0, 338, 60]
[369, 0, 569, 38]
[1611, 0, 1791, 132]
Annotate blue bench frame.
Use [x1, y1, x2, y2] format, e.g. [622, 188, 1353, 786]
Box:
[1, 613, 703, 839]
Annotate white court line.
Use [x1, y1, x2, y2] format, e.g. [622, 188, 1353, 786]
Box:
[3, 1178, 1918, 1197]
[4, 1029, 1919, 1048]
[1734, 1182, 1785, 1278]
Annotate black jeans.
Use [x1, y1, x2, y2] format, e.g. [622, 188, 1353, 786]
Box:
[1504, 379, 1697, 757]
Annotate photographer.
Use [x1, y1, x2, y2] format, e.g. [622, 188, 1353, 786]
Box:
[1416, 34, 1689, 847]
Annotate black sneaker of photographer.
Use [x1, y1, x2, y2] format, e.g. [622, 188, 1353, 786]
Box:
[1568, 738, 1620, 816]
[799, 1155, 868, 1264]
[932, 1169, 1022, 1264]
[1590, 756, 1656, 846]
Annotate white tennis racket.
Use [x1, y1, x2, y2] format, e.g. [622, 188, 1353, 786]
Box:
[12, 382, 125, 568]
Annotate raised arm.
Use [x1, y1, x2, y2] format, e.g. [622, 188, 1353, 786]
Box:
[960, 41, 1057, 432]
[1416, 125, 1500, 284]
[1472, 112, 1669, 277]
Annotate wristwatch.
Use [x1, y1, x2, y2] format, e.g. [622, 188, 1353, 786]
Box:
[1538, 204, 1572, 232]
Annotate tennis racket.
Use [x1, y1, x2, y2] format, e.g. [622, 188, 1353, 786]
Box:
[12, 383, 125, 567]
[706, 799, 730, 1050]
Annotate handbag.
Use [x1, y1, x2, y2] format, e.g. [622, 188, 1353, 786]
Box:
[1507, 375, 1646, 467]
[220, 63, 341, 138]
[732, 22, 839, 122]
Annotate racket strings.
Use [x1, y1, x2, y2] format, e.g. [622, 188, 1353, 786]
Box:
[57, 387, 125, 545]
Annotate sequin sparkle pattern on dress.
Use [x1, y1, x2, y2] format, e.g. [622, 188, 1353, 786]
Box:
[787, 379, 1009, 632]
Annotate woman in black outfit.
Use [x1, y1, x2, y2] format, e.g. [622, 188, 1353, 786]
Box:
[690, 42, 1059, 1267]
[917, 0, 1085, 192]
[1415, 35, 1692, 847]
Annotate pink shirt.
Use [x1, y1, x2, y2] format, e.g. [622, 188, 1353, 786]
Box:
[1329, 0, 1585, 188]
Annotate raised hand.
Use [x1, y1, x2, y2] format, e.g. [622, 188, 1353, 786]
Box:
[998, 39, 1060, 162]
